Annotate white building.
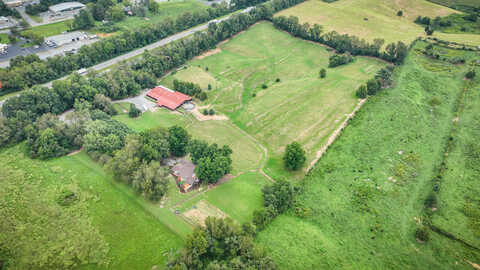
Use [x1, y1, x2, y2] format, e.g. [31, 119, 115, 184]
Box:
[45, 31, 88, 47]
[48, 2, 85, 14]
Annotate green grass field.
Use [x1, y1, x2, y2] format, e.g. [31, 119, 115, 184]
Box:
[256, 42, 480, 269]
[431, 72, 480, 248]
[0, 33, 9, 44]
[0, 145, 184, 270]
[160, 22, 385, 179]
[22, 19, 73, 38]
[113, 0, 208, 31]
[276, 0, 464, 46]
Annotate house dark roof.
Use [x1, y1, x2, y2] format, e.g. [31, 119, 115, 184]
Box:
[171, 159, 197, 186]
[146, 86, 192, 110]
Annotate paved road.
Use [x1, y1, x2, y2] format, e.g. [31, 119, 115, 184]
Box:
[0, 6, 255, 107]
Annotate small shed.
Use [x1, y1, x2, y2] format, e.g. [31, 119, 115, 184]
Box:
[171, 159, 199, 192]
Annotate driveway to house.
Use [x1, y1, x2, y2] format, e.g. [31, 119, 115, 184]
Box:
[112, 89, 157, 112]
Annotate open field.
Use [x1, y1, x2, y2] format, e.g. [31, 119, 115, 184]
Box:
[276, 0, 460, 46]
[256, 42, 480, 269]
[160, 22, 385, 179]
[22, 19, 73, 38]
[0, 145, 184, 270]
[432, 72, 480, 248]
[113, 0, 208, 31]
[0, 33, 9, 44]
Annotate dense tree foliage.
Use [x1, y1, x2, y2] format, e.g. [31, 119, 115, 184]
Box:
[283, 141, 306, 170]
[355, 84, 368, 99]
[273, 15, 408, 64]
[466, 69, 476, 79]
[73, 9, 96, 30]
[83, 119, 132, 156]
[253, 180, 297, 230]
[173, 79, 207, 101]
[0, 1, 20, 18]
[328, 52, 353, 67]
[168, 125, 190, 157]
[166, 217, 276, 269]
[320, 68, 326, 78]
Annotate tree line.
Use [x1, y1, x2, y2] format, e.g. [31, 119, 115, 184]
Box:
[0, 0, 265, 95]
[173, 79, 207, 101]
[272, 15, 408, 65]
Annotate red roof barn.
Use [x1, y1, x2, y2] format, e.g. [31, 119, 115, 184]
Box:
[146, 86, 192, 110]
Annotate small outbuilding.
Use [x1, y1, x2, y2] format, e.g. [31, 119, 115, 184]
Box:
[171, 159, 199, 192]
[146, 86, 192, 110]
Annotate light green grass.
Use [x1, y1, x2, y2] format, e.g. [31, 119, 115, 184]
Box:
[160, 22, 385, 179]
[0, 145, 185, 270]
[0, 33, 9, 43]
[22, 19, 73, 38]
[114, 0, 208, 31]
[30, 14, 43, 23]
[432, 73, 480, 248]
[256, 42, 480, 269]
[277, 0, 459, 46]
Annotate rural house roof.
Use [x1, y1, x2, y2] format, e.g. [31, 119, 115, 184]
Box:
[146, 86, 192, 110]
[171, 159, 197, 186]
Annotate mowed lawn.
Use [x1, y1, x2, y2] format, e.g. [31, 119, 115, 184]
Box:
[161, 22, 385, 179]
[256, 43, 480, 269]
[114, 0, 208, 31]
[276, 0, 459, 46]
[0, 145, 184, 270]
[114, 109, 264, 174]
[22, 19, 73, 38]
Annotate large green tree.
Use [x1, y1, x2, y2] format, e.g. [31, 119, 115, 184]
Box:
[168, 125, 190, 157]
[283, 141, 306, 170]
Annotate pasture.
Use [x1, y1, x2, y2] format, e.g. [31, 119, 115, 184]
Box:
[160, 22, 385, 179]
[0, 145, 184, 270]
[256, 42, 480, 269]
[113, 0, 208, 32]
[276, 0, 461, 46]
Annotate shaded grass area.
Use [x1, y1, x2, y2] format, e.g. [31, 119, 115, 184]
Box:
[22, 19, 73, 38]
[160, 22, 385, 179]
[277, 0, 459, 46]
[256, 42, 480, 269]
[0, 145, 184, 270]
[0, 33, 9, 43]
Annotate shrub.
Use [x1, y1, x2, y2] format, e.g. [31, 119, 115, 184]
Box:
[252, 93, 256, 97]
[203, 109, 208, 115]
[209, 108, 215, 115]
[208, 84, 212, 90]
[397, 10, 403, 16]
[205, 66, 209, 71]
[328, 53, 353, 67]
[128, 104, 141, 118]
[283, 141, 306, 170]
[275, 78, 280, 82]
[261, 83, 268, 89]
[320, 68, 326, 78]
[366, 78, 380, 95]
[415, 227, 429, 242]
[355, 85, 368, 98]
[466, 69, 476, 79]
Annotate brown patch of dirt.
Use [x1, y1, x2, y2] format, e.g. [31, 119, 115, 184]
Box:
[96, 33, 113, 38]
[196, 48, 222, 60]
[182, 200, 227, 226]
[466, 260, 480, 270]
[190, 104, 229, 121]
[67, 148, 83, 156]
[208, 174, 234, 188]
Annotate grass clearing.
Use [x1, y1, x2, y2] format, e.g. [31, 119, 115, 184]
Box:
[113, 0, 207, 31]
[0, 33, 9, 44]
[276, 0, 460, 46]
[160, 22, 385, 179]
[0, 145, 184, 270]
[22, 19, 73, 38]
[256, 42, 480, 269]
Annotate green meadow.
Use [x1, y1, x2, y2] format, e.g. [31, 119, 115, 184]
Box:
[255, 42, 480, 269]
[160, 22, 386, 179]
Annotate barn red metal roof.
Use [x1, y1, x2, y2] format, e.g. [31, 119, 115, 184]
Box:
[146, 86, 192, 110]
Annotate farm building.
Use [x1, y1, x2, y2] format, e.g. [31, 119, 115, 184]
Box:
[171, 159, 199, 192]
[146, 86, 192, 110]
[48, 2, 85, 14]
